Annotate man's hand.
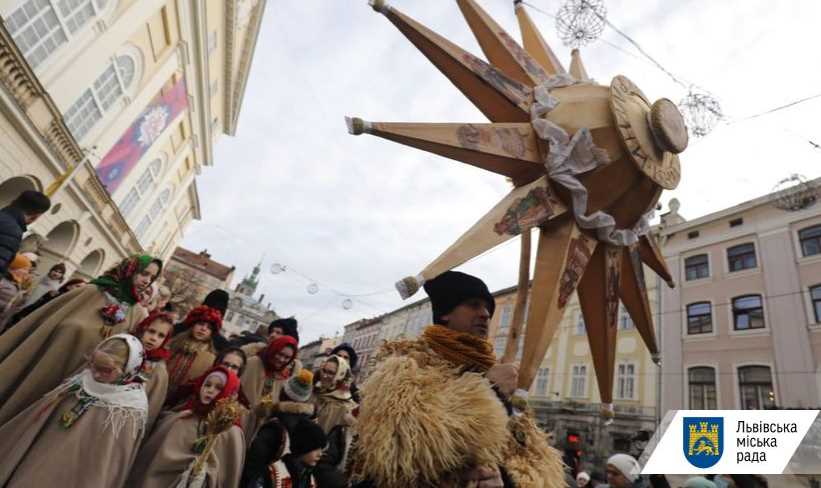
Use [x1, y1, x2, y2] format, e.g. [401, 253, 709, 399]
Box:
[486, 363, 518, 398]
[463, 466, 504, 488]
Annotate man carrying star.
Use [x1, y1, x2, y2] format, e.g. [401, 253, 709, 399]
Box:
[349, 271, 565, 488]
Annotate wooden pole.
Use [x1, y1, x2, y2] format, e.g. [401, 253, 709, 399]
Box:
[502, 227, 530, 363]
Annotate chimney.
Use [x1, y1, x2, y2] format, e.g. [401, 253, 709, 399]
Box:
[199, 249, 211, 259]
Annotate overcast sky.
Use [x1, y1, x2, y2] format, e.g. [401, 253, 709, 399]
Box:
[182, 0, 821, 343]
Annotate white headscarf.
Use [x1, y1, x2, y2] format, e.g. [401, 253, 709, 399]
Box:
[51, 333, 148, 438]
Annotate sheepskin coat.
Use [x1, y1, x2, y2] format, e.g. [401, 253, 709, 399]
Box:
[349, 337, 567, 488]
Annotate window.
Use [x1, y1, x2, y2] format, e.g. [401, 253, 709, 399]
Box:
[135, 187, 172, 238]
[732, 295, 764, 330]
[535, 368, 549, 396]
[616, 363, 635, 399]
[811, 285, 821, 323]
[684, 254, 709, 281]
[494, 336, 505, 357]
[575, 314, 586, 335]
[799, 225, 821, 257]
[118, 157, 162, 220]
[207, 30, 217, 54]
[688, 367, 717, 409]
[64, 55, 136, 140]
[738, 366, 775, 409]
[499, 304, 512, 333]
[570, 365, 586, 397]
[727, 243, 757, 272]
[686, 302, 712, 335]
[618, 305, 633, 330]
[5, 0, 109, 69]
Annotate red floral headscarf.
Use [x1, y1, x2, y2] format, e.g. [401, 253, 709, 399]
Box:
[182, 365, 241, 418]
[134, 311, 175, 361]
[183, 305, 223, 332]
[259, 335, 298, 377]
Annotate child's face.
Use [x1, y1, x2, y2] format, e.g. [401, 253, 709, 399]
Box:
[88, 350, 123, 384]
[191, 322, 213, 342]
[300, 448, 323, 467]
[199, 375, 225, 405]
[141, 320, 172, 352]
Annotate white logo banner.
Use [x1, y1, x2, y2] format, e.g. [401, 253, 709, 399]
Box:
[641, 410, 820, 474]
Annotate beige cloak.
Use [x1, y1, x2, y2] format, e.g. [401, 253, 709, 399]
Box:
[350, 338, 566, 488]
[0, 285, 147, 425]
[166, 334, 218, 394]
[0, 390, 144, 487]
[143, 360, 169, 432]
[126, 410, 245, 488]
[240, 355, 298, 445]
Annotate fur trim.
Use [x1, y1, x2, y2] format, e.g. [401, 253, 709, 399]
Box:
[353, 340, 509, 487]
[275, 400, 315, 416]
[504, 413, 568, 488]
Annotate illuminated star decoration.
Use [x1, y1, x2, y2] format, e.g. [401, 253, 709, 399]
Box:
[347, 0, 688, 414]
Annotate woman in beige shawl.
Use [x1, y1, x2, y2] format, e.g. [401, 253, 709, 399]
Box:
[239, 334, 299, 443]
[127, 366, 245, 488]
[0, 254, 162, 425]
[313, 355, 357, 477]
[133, 310, 175, 432]
[0, 333, 148, 488]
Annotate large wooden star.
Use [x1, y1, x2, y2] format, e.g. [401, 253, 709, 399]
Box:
[347, 0, 687, 408]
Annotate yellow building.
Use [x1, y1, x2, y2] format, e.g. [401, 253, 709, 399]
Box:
[0, 0, 266, 278]
[487, 268, 660, 464]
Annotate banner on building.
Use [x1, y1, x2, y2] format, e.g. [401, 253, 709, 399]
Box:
[640, 410, 821, 474]
[96, 76, 189, 194]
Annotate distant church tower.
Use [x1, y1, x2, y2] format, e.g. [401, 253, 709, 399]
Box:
[236, 261, 261, 297]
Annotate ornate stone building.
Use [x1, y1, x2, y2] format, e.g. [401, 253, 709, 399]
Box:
[223, 261, 276, 337]
[0, 0, 267, 281]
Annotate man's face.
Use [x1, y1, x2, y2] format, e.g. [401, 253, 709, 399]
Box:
[219, 352, 244, 375]
[441, 297, 491, 338]
[269, 327, 284, 340]
[24, 212, 42, 225]
[605, 465, 630, 488]
[336, 350, 350, 363]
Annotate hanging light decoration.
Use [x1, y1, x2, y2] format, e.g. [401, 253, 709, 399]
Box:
[772, 174, 818, 212]
[270, 263, 286, 274]
[678, 90, 723, 138]
[306, 283, 319, 295]
[555, 0, 607, 48]
[341, 298, 354, 310]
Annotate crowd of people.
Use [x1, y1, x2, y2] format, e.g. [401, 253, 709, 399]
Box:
[0, 191, 779, 488]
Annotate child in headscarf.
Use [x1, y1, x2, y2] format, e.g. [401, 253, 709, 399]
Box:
[127, 366, 245, 488]
[0, 254, 162, 425]
[313, 355, 357, 482]
[166, 305, 224, 395]
[0, 334, 148, 487]
[134, 311, 175, 431]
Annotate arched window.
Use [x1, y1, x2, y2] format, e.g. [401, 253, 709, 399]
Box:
[5, 0, 113, 69]
[118, 157, 163, 219]
[64, 54, 137, 140]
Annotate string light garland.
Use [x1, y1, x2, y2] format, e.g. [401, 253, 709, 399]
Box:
[555, 0, 606, 48]
[522, 0, 820, 143]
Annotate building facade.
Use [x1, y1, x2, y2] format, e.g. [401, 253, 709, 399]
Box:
[298, 335, 342, 372]
[163, 246, 234, 316]
[0, 0, 266, 281]
[658, 184, 821, 414]
[223, 261, 276, 337]
[341, 316, 384, 380]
